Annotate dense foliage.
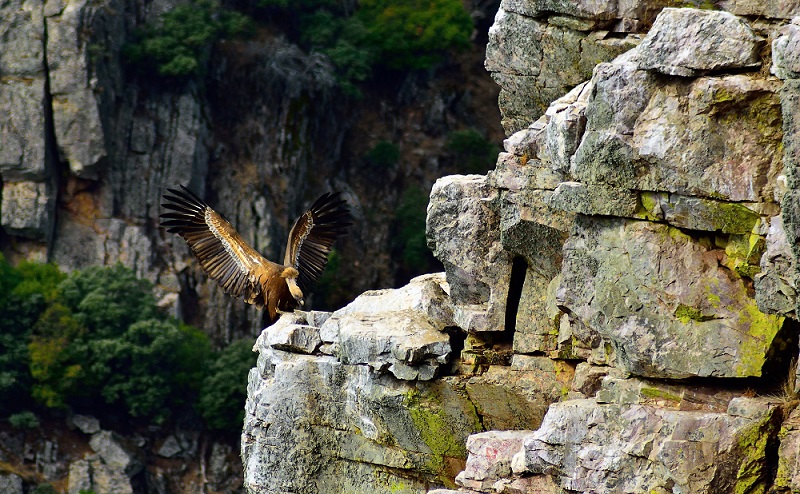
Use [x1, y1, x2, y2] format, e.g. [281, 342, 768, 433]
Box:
[446, 128, 501, 174]
[197, 338, 256, 431]
[0, 255, 254, 432]
[392, 186, 440, 283]
[123, 0, 474, 91]
[123, 0, 251, 77]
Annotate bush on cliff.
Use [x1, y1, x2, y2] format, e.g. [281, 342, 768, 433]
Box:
[198, 338, 256, 432]
[28, 264, 212, 423]
[0, 259, 257, 432]
[0, 256, 65, 416]
[123, 0, 252, 78]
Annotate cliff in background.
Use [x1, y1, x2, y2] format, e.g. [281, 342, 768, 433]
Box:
[241, 1, 800, 493]
[0, 0, 504, 344]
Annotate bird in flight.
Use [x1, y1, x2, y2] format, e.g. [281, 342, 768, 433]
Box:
[160, 185, 352, 324]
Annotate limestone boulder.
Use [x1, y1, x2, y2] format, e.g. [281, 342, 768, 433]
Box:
[720, 0, 800, 20]
[513, 397, 779, 493]
[557, 217, 785, 379]
[427, 175, 511, 332]
[631, 8, 762, 77]
[242, 347, 482, 493]
[71, 414, 100, 435]
[574, 61, 783, 203]
[0, 474, 22, 494]
[455, 430, 532, 492]
[772, 18, 800, 80]
[317, 273, 454, 380]
[68, 455, 133, 494]
[1, 181, 52, 239]
[486, 5, 637, 133]
[88, 430, 143, 477]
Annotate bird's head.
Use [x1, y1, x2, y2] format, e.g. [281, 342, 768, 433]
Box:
[285, 275, 305, 307]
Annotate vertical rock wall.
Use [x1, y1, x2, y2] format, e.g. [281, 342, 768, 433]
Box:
[244, 2, 800, 494]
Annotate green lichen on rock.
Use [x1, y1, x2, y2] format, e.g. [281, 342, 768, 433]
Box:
[635, 191, 667, 221]
[734, 300, 784, 377]
[706, 202, 761, 234]
[674, 304, 715, 323]
[733, 406, 777, 494]
[723, 233, 765, 279]
[640, 386, 682, 404]
[403, 387, 477, 486]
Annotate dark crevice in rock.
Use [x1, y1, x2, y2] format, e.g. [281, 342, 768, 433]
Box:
[504, 256, 528, 334]
[41, 15, 63, 262]
[760, 316, 800, 395]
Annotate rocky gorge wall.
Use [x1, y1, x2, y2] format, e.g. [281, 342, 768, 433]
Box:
[241, 1, 800, 493]
[0, 0, 504, 345]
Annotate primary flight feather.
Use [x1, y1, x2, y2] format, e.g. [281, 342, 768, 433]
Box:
[160, 185, 351, 324]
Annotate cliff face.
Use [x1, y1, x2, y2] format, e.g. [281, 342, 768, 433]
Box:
[0, 0, 503, 344]
[242, 2, 800, 494]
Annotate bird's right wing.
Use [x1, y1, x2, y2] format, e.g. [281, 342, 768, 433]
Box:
[160, 185, 280, 307]
[284, 192, 352, 295]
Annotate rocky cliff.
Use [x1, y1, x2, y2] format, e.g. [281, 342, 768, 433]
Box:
[0, 0, 503, 344]
[241, 2, 800, 493]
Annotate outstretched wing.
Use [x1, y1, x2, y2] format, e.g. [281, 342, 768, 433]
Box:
[160, 185, 280, 307]
[284, 192, 352, 295]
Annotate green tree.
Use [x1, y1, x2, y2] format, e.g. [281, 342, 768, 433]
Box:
[59, 263, 157, 338]
[365, 140, 401, 168]
[446, 129, 500, 174]
[0, 257, 65, 415]
[392, 186, 439, 283]
[89, 319, 211, 422]
[357, 0, 473, 70]
[26, 263, 211, 423]
[198, 339, 256, 432]
[124, 0, 252, 78]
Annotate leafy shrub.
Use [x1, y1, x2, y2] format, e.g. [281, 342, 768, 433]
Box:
[59, 264, 157, 338]
[8, 410, 39, 429]
[392, 186, 440, 283]
[299, 10, 374, 95]
[365, 140, 400, 168]
[356, 0, 473, 70]
[25, 264, 211, 422]
[88, 319, 211, 422]
[198, 339, 256, 432]
[0, 256, 64, 415]
[446, 128, 501, 174]
[262, 0, 473, 93]
[31, 485, 57, 494]
[123, 0, 252, 78]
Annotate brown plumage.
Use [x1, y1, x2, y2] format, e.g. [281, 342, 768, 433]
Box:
[160, 185, 351, 324]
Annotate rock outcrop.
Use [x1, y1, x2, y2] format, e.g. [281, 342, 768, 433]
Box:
[240, 2, 800, 494]
[0, 0, 505, 345]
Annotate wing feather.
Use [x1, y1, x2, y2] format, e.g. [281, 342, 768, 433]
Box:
[284, 192, 352, 295]
[160, 185, 280, 307]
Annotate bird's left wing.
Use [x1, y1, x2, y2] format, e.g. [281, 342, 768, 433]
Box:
[160, 185, 279, 307]
[284, 192, 352, 295]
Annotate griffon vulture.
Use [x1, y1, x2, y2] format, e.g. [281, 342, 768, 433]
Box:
[160, 185, 351, 324]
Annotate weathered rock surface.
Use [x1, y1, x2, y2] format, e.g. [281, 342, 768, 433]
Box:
[512, 397, 779, 493]
[485, 3, 639, 133]
[0, 474, 23, 494]
[631, 8, 762, 77]
[455, 431, 532, 492]
[427, 175, 511, 333]
[88, 430, 143, 476]
[772, 18, 800, 80]
[558, 216, 785, 379]
[421, 5, 800, 494]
